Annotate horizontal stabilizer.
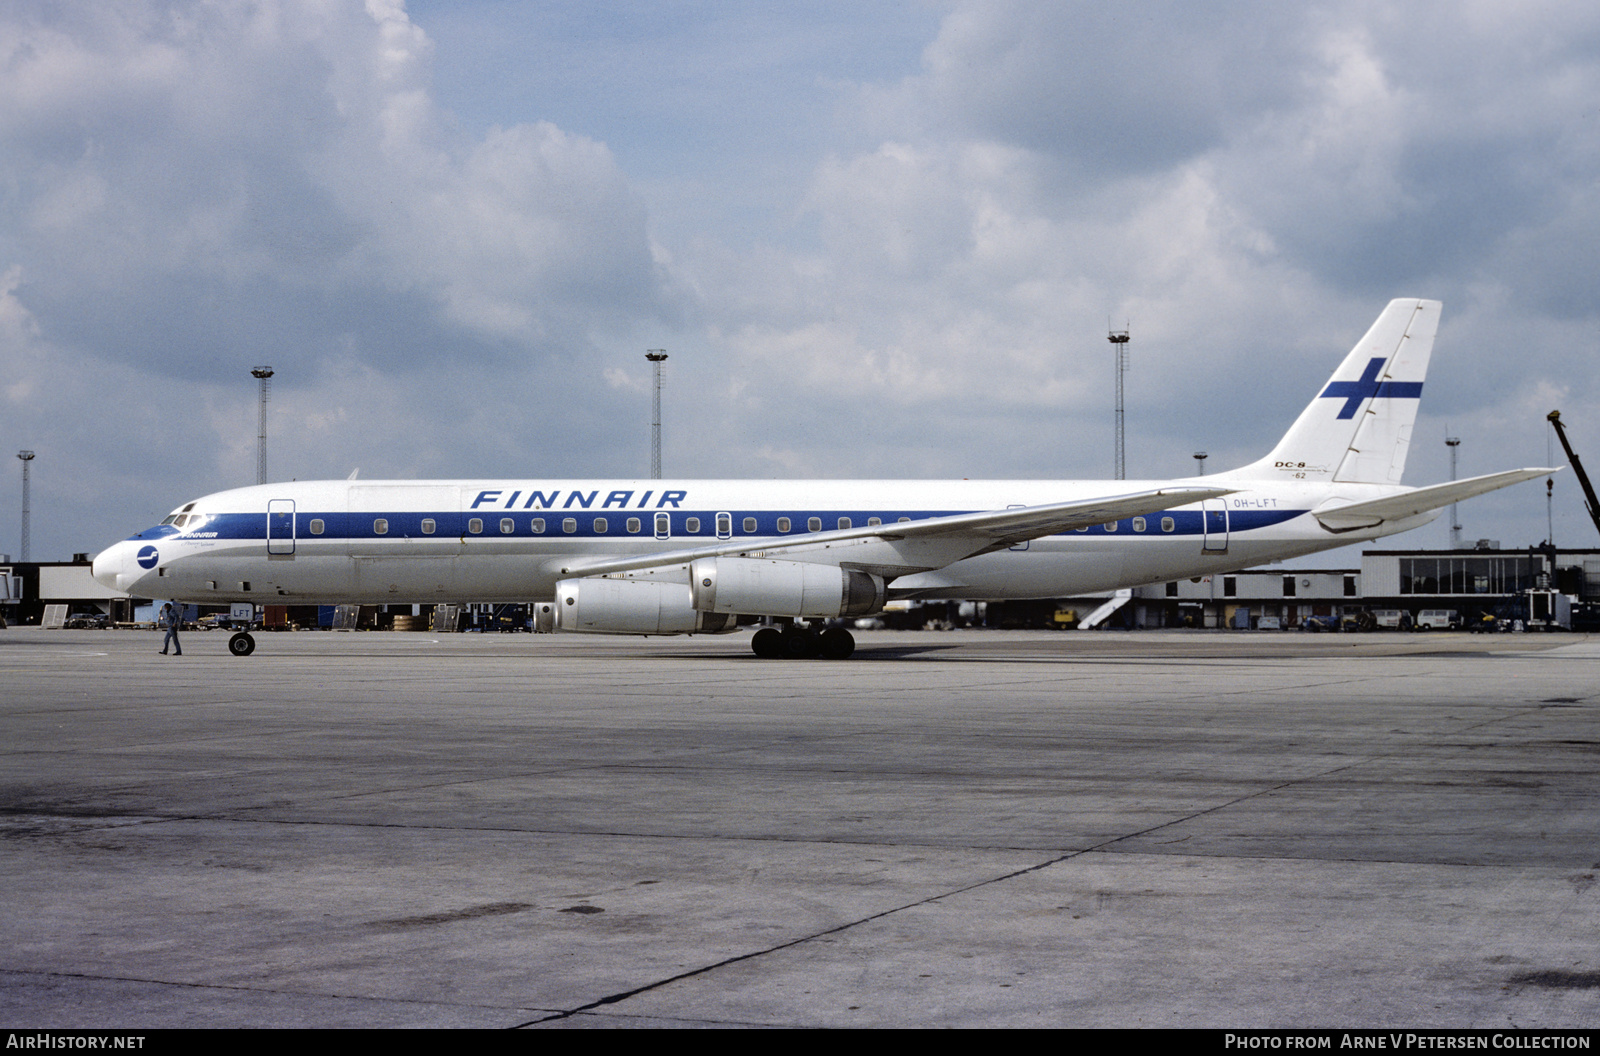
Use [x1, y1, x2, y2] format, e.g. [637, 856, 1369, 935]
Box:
[1312, 468, 1555, 532]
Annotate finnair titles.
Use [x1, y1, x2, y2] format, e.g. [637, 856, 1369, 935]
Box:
[93, 299, 1551, 659]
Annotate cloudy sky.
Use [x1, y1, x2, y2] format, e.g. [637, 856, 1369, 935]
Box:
[4, 0, 1598, 565]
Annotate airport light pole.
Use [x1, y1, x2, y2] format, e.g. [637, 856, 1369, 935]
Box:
[645, 351, 667, 479]
[1193, 451, 1207, 476]
[17, 450, 33, 562]
[251, 367, 274, 485]
[1445, 435, 1462, 548]
[1108, 329, 1129, 479]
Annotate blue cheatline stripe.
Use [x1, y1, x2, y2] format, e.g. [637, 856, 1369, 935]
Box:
[132, 507, 1308, 543]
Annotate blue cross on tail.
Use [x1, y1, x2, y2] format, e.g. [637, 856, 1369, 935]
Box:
[1319, 357, 1424, 419]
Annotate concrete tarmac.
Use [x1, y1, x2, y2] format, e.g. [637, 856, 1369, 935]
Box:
[1, 625, 1597, 1028]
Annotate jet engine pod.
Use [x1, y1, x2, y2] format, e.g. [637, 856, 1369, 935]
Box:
[690, 557, 886, 617]
[554, 577, 734, 635]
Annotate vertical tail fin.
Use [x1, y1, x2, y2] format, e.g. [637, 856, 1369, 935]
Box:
[1219, 298, 1439, 485]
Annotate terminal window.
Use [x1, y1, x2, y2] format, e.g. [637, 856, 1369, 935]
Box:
[1399, 556, 1537, 595]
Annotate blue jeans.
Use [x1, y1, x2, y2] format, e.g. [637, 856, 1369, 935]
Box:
[163, 626, 181, 655]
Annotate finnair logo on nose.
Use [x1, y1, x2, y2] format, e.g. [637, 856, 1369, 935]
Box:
[136, 545, 159, 569]
[1319, 357, 1424, 420]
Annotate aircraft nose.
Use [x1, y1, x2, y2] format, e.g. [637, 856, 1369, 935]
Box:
[92, 541, 148, 593]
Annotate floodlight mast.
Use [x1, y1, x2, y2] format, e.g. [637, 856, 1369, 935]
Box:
[251, 367, 274, 485]
[645, 351, 667, 479]
[1108, 329, 1130, 480]
[1445, 435, 1462, 548]
[17, 450, 34, 563]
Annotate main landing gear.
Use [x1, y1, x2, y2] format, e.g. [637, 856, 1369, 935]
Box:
[750, 624, 855, 660]
[228, 632, 256, 656]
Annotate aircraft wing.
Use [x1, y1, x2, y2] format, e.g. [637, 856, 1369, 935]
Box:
[554, 486, 1233, 580]
[1312, 468, 1555, 532]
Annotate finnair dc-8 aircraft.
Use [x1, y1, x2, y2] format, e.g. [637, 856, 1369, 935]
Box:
[93, 299, 1548, 659]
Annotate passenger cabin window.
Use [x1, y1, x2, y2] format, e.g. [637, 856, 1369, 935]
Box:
[627, 517, 641, 533]
[808, 517, 821, 532]
[309, 519, 325, 535]
[468, 518, 483, 534]
[898, 517, 910, 523]
[562, 518, 577, 533]
[373, 518, 388, 535]
[837, 517, 851, 530]
[868, 517, 881, 526]
[1161, 516, 1175, 533]
[420, 518, 435, 535]
[715, 513, 732, 539]
[1104, 521, 1118, 532]
[1132, 517, 1146, 533]
[743, 517, 757, 533]
[654, 513, 670, 537]
[500, 517, 514, 534]
[686, 517, 701, 533]
[777, 517, 791, 533]
[593, 517, 608, 533]
[531, 518, 546, 533]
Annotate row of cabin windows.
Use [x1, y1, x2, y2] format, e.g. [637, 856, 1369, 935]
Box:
[310, 513, 1187, 538]
[1077, 516, 1175, 533]
[322, 514, 918, 536]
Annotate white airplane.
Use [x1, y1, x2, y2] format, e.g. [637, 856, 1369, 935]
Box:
[93, 298, 1549, 659]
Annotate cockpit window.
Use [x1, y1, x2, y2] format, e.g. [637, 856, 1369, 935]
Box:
[161, 516, 178, 525]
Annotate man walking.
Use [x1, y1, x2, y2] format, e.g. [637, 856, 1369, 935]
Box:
[160, 603, 183, 656]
